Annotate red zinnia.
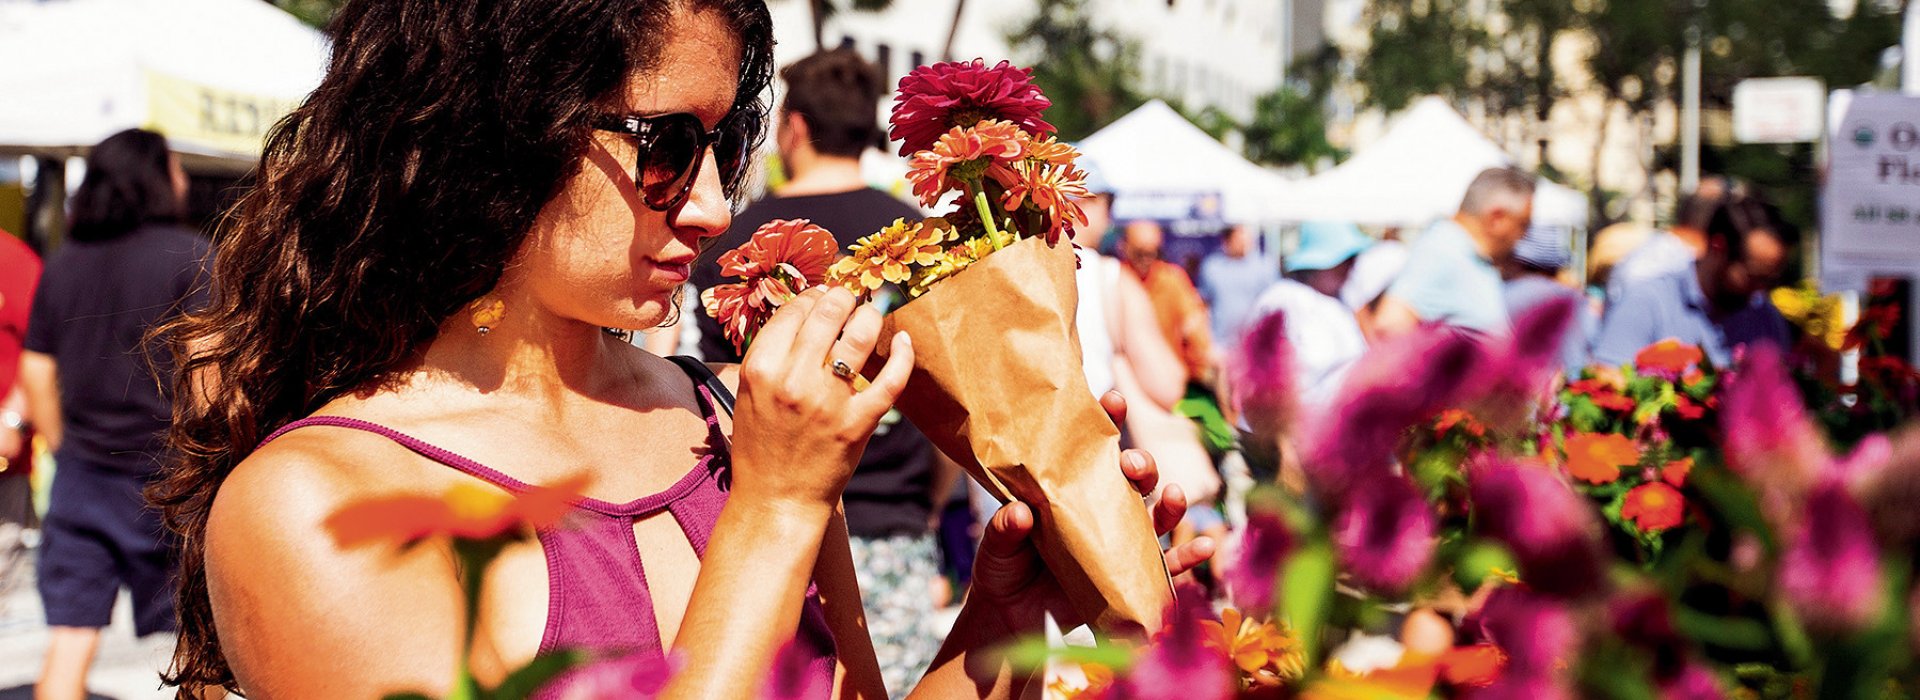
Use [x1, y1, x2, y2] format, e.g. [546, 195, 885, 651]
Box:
[1660, 457, 1693, 487]
[889, 59, 1055, 156]
[1620, 482, 1685, 532]
[1567, 379, 1634, 413]
[700, 219, 838, 352]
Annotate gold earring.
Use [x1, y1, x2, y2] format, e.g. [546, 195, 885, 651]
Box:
[470, 297, 505, 335]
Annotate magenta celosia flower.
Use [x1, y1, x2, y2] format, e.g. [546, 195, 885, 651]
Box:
[1658, 663, 1726, 700]
[1780, 482, 1886, 635]
[1468, 588, 1579, 699]
[1226, 508, 1295, 613]
[1114, 587, 1234, 700]
[1302, 327, 1483, 497]
[1330, 476, 1436, 594]
[1720, 343, 1828, 485]
[559, 650, 680, 699]
[762, 640, 831, 700]
[1468, 297, 1577, 429]
[889, 59, 1055, 156]
[1229, 310, 1297, 440]
[1467, 457, 1608, 599]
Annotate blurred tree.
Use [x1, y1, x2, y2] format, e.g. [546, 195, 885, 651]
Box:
[272, 0, 341, 29]
[1241, 86, 1343, 170]
[1005, 0, 1148, 141]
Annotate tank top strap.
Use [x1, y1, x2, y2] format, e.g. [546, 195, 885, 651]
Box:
[257, 415, 534, 494]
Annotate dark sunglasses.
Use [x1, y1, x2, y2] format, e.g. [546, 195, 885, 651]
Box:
[595, 111, 751, 211]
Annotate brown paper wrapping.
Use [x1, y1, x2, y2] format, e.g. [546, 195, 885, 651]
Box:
[869, 235, 1174, 633]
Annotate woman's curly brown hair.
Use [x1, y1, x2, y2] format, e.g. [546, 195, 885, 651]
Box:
[146, 0, 772, 694]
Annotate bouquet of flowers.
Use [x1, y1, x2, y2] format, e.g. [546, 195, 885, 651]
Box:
[703, 59, 1171, 633]
[1551, 339, 1721, 559]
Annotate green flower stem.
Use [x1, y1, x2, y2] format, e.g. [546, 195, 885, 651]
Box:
[450, 538, 508, 700]
[970, 183, 1003, 249]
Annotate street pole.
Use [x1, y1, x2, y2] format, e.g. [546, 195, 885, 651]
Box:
[1680, 17, 1702, 194]
[1906, 0, 1918, 94]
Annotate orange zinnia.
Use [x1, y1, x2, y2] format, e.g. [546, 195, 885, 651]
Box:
[327, 476, 586, 547]
[904, 120, 1026, 206]
[1634, 339, 1704, 376]
[1000, 162, 1088, 245]
[1562, 432, 1639, 484]
[828, 218, 949, 294]
[1621, 482, 1686, 532]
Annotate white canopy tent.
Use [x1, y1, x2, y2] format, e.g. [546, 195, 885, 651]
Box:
[0, 0, 328, 173]
[1078, 100, 1296, 225]
[1269, 96, 1589, 228]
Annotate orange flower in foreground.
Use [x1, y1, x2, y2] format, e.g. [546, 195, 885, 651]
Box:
[1305, 658, 1438, 700]
[1437, 644, 1505, 688]
[1634, 339, 1704, 375]
[1562, 432, 1639, 484]
[327, 476, 586, 547]
[1660, 457, 1694, 487]
[904, 120, 1027, 206]
[1621, 482, 1686, 532]
[1201, 608, 1306, 679]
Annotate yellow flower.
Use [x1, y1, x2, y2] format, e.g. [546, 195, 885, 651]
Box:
[828, 218, 950, 294]
[1201, 608, 1307, 680]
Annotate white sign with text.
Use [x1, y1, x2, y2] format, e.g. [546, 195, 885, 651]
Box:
[1822, 93, 1920, 262]
[1734, 77, 1826, 144]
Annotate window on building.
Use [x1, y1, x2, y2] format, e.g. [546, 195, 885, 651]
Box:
[839, 36, 856, 51]
[910, 50, 925, 69]
[876, 43, 892, 84]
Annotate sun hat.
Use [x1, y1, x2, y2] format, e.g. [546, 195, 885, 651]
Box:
[1286, 221, 1373, 273]
[1340, 240, 1409, 310]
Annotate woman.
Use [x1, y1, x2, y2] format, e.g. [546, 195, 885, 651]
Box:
[150, 1, 1206, 698]
[20, 128, 204, 700]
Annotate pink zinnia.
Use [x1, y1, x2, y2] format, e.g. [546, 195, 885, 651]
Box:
[762, 640, 830, 700]
[558, 650, 681, 699]
[889, 59, 1055, 156]
[1330, 476, 1436, 595]
[1720, 343, 1828, 484]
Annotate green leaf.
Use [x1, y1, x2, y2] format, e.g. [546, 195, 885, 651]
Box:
[1001, 635, 1138, 673]
[491, 649, 590, 700]
[1674, 607, 1776, 652]
[1452, 540, 1518, 592]
[1281, 540, 1336, 666]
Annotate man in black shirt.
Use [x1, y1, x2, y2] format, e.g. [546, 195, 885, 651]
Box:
[692, 49, 953, 696]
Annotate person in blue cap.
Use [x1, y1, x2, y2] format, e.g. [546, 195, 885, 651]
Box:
[1246, 221, 1373, 409]
[1503, 224, 1595, 375]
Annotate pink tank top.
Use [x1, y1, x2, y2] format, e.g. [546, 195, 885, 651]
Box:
[258, 357, 837, 698]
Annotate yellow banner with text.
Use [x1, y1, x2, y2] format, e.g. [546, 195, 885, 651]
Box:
[146, 71, 300, 157]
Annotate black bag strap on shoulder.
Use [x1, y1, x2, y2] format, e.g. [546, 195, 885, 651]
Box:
[666, 355, 736, 417]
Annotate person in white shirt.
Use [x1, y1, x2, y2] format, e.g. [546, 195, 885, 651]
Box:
[1249, 221, 1373, 410]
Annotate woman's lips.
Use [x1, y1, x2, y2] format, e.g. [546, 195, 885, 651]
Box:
[650, 259, 692, 283]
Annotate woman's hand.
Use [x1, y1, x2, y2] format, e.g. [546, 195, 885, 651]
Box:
[729, 287, 913, 514]
[966, 390, 1216, 635]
